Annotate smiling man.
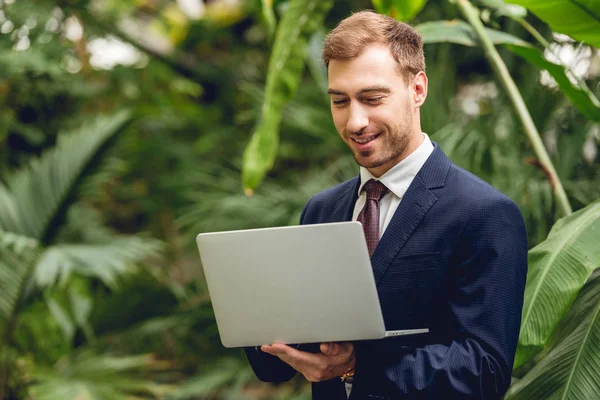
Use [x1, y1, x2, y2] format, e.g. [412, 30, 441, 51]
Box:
[245, 10, 528, 400]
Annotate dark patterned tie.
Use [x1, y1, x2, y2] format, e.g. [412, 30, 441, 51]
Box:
[357, 179, 389, 256]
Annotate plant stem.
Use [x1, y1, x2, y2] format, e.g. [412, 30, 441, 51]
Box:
[517, 18, 600, 109]
[456, 0, 573, 216]
[517, 18, 550, 47]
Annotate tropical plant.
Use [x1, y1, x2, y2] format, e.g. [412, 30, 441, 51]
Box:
[1, 0, 599, 398]
[0, 111, 165, 397]
[506, 201, 600, 399]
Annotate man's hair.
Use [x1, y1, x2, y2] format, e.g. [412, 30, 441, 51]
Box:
[322, 10, 425, 82]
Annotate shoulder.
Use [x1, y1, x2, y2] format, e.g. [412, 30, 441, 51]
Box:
[445, 164, 525, 236]
[300, 177, 359, 224]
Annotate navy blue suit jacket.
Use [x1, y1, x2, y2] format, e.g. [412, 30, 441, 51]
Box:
[246, 145, 528, 399]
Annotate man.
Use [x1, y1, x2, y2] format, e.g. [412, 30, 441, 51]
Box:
[245, 10, 528, 400]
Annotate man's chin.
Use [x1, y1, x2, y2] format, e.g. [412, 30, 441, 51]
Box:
[353, 155, 386, 170]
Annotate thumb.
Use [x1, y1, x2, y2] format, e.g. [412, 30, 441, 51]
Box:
[320, 343, 331, 354]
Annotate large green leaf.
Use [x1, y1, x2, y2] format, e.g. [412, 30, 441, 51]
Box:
[514, 198, 600, 368]
[260, 0, 276, 43]
[0, 111, 132, 243]
[506, 270, 600, 399]
[167, 357, 254, 399]
[29, 351, 173, 400]
[241, 0, 334, 192]
[506, 0, 600, 48]
[372, 0, 428, 21]
[416, 21, 600, 121]
[0, 231, 39, 338]
[34, 237, 163, 289]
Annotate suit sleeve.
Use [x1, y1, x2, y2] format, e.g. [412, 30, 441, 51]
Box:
[244, 197, 316, 382]
[355, 197, 528, 399]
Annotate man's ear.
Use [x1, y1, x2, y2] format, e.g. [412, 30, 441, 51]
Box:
[413, 71, 428, 108]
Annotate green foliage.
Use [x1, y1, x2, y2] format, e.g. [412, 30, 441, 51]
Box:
[417, 20, 600, 121]
[515, 198, 600, 368]
[242, 0, 334, 192]
[507, 270, 600, 399]
[372, 0, 428, 21]
[167, 357, 255, 399]
[0, 111, 132, 242]
[1, 0, 599, 398]
[506, 0, 600, 47]
[0, 111, 163, 396]
[28, 351, 173, 400]
[260, 0, 277, 43]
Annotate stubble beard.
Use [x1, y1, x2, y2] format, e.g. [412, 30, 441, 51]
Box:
[349, 118, 412, 171]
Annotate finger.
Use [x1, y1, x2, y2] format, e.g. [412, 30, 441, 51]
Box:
[320, 342, 340, 355]
[261, 342, 290, 353]
[268, 344, 324, 367]
[261, 345, 272, 353]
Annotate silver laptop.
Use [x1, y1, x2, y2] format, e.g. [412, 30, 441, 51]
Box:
[196, 221, 428, 348]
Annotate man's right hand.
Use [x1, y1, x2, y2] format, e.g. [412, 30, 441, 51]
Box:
[261, 342, 355, 382]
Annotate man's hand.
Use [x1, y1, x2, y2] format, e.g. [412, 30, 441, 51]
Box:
[261, 342, 355, 382]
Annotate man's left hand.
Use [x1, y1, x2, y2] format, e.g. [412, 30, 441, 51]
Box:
[261, 342, 355, 382]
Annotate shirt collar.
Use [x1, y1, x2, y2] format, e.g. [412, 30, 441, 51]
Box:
[357, 133, 434, 199]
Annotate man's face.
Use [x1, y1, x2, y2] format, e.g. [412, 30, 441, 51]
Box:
[327, 44, 426, 177]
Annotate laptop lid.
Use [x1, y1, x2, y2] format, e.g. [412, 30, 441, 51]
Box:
[196, 221, 387, 347]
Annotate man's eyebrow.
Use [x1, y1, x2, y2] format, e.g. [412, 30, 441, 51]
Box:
[327, 86, 392, 96]
[358, 86, 391, 94]
[327, 89, 346, 96]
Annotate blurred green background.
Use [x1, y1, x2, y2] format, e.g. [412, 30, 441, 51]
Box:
[0, 0, 599, 399]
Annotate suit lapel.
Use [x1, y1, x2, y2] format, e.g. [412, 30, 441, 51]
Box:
[328, 177, 360, 223]
[370, 145, 451, 285]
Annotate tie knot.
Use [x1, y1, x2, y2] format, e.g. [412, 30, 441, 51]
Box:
[363, 179, 388, 201]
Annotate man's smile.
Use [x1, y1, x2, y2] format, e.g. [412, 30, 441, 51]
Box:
[351, 132, 381, 146]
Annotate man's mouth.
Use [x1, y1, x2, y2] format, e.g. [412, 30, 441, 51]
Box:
[352, 133, 380, 144]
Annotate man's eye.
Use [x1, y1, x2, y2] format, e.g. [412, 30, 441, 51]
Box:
[366, 97, 384, 104]
[333, 99, 348, 105]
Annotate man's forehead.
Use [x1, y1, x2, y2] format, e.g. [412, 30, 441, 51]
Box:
[326, 45, 403, 91]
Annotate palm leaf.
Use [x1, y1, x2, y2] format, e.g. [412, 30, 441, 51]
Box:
[167, 357, 254, 399]
[34, 237, 163, 289]
[0, 231, 40, 395]
[0, 231, 40, 340]
[29, 351, 173, 400]
[506, 270, 600, 399]
[0, 110, 132, 244]
[178, 156, 356, 239]
[515, 198, 600, 368]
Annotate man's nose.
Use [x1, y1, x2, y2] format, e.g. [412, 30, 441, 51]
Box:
[346, 105, 369, 134]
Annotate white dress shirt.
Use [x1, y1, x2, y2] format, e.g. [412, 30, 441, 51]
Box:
[345, 133, 433, 398]
[352, 133, 434, 238]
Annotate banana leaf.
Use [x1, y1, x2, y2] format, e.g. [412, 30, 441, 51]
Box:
[372, 0, 428, 21]
[506, 0, 600, 47]
[260, 0, 276, 43]
[515, 198, 600, 368]
[506, 270, 600, 399]
[416, 20, 600, 121]
[242, 0, 334, 192]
